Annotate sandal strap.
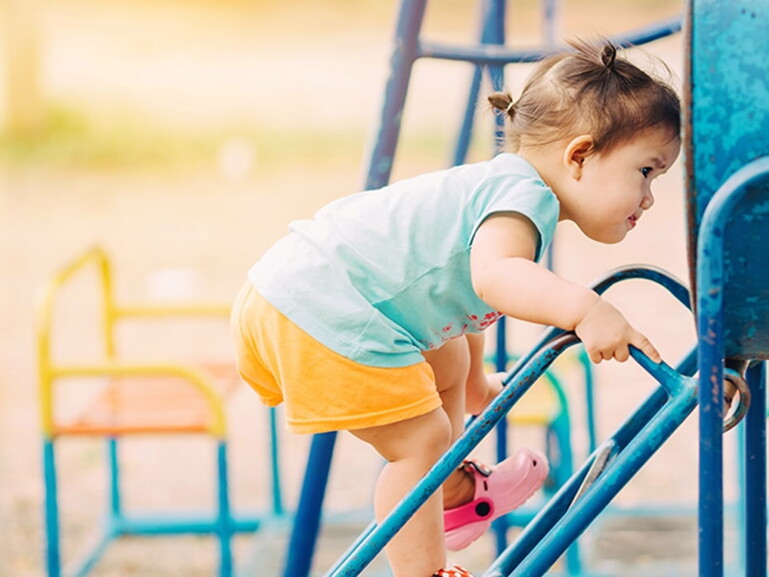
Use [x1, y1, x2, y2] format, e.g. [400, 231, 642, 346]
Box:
[460, 459, 492, 477]
[444, 496, 495, 532]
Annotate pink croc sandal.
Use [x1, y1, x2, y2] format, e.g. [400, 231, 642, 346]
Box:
[443, 449, 549, 551]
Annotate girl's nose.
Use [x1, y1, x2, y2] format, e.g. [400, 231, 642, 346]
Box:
[641, 189, 655, 210]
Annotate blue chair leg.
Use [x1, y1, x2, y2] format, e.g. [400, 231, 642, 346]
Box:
[43, 439, 61, 577]
[217, 441, 234, 577]
[106, 438, 121, 528]
[268, 407, 285, 517]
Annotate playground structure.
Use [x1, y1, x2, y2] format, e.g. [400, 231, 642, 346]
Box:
[36, 0, 769, 576]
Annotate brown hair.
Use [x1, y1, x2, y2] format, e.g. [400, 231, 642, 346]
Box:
[488, 38, 681, 155]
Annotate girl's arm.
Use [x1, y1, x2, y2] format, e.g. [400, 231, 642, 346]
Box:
[470, 212, 660, 364]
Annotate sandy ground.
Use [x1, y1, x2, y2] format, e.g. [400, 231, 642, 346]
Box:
[0, 1, 747, 576]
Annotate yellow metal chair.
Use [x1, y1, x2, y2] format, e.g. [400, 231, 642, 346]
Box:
[38, 246, 273, 577]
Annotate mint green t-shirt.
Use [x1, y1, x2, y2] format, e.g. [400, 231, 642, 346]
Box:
[248, 153, 559, 368]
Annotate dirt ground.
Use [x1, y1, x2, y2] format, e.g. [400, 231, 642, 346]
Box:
[0, 1, 747, 576]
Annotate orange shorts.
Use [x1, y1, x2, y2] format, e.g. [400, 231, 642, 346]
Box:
[230, 282, 442, 434]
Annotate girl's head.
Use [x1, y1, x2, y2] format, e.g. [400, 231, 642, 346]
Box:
[490, 39, 682, 245]
[489, 39, 681, 155]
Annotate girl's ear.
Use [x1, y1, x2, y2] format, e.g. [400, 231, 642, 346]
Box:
[563, 135, 595, 180]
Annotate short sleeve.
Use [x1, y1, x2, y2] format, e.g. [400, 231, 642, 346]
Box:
[469, 174, 560, 261]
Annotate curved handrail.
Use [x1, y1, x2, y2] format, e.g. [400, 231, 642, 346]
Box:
[509, 264, 692, 388]
[37, 246, 112, 436]
[696, 156, 769, 324]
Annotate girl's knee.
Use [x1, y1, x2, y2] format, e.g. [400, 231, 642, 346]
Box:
[352, 409, 453, 463]
[389, 410, 453, 462]
[416, 411, 453, 459]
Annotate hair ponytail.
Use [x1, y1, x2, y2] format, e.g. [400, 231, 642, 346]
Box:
[599, 42, 617, 70]
[488, 92, 516, 119]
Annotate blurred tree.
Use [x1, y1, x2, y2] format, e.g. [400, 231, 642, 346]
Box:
[2, 0, 43, 133]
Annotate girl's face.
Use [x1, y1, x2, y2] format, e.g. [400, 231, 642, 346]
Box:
[561, 128, 681, 244]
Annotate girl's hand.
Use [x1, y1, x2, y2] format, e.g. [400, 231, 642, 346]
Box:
[464, 333, 504, 415]
[468, 371, 504, 415]
[574, 298, 661, 364]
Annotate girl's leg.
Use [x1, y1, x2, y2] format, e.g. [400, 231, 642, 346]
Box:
[422, 337, 477, 509]
[350, 409, 454, 577]
[349, 336, 546, 572]
[349, 337, 478, 577]
[427, 336, 549, 552]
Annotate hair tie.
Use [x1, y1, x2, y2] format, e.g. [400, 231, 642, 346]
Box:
[600, 43, 617, 69]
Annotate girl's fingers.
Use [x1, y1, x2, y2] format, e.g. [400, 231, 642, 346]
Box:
[632, 332, 661, 363]
[614, 345, 630, 363]
[586, 339, 659, 365]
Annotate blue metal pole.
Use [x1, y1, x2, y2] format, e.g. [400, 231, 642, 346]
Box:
[453, 0, 506, 166]
[282, 431, 337, 577]
[478, 0, 511, 556]
[578, 349, 598, 453]
[492, 318, 510, 555]
[484, 0, 506, 92]
[363, 0, 428, 191]
[419, 16, 681, 64]
[283, 3, 430, 573]
[697, 268, 725, 577]
[69, 534, 113, 577]
[541, 0, 559, 46]
[735, 417, 747, 573]
[696, 157, 769, 577]
[743, 361, 766, 577]
[453, 66, 482, 166]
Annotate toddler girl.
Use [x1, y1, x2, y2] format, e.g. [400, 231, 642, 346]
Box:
[231, 38, 680, 577]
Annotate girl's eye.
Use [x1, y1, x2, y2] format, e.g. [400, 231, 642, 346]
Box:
[641, 167, 653, 178]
